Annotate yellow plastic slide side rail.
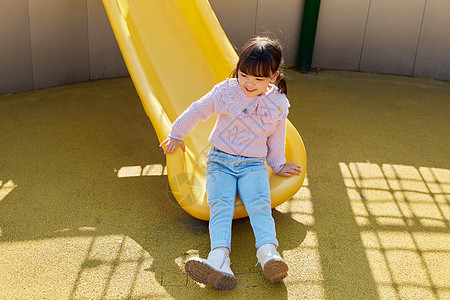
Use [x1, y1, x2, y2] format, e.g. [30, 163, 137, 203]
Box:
[102, 0, 307, 220]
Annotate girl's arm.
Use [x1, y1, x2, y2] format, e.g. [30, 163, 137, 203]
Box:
[266, 119, 301, 176]
[161, 85, 219, 155]
[169, 90, 216, 140]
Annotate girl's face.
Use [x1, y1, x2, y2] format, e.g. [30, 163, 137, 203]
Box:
[237, 70, 279, 97]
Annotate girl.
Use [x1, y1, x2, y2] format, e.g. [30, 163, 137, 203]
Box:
[160, 36, 301, 290]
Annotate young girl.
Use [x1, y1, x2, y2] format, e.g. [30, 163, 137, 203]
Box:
[160, 36, 301, 290]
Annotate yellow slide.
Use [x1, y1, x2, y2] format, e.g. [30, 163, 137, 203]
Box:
[102, 0, 307, 220]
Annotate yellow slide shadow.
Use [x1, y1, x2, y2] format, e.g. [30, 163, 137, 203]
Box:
[102, 0, 307, 220]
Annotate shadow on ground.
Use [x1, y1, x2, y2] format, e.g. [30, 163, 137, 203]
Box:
[0, 70, 448, 299]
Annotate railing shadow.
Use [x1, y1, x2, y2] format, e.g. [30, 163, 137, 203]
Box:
[339, 162, 449, 299]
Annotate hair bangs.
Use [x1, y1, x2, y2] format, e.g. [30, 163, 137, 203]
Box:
[238, 47, 276, 77]
[239, 58, 273, 78]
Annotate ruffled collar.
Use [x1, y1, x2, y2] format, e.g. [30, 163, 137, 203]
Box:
[224, 78, 277, 118]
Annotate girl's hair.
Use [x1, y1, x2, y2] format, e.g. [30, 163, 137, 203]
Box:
[232, 36, 287, 95]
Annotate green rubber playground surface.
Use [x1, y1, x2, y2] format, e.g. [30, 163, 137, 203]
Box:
[0, 70, 449, 299]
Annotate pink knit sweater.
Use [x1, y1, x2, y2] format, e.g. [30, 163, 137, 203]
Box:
[169, 78, 290, 173]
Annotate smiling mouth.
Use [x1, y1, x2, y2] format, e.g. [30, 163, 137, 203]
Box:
[245, 87, 256, 92]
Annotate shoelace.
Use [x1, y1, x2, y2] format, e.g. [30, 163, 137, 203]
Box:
[218, 254, 231, 269]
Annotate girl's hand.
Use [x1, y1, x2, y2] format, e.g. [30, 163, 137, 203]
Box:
[159, 137, 186, 155]
[276, 163, 302, 177]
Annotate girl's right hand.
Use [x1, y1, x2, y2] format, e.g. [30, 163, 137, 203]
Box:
[159, 137, 186, 155]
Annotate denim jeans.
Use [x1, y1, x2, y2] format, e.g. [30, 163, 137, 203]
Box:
[206, 147, 278, 251]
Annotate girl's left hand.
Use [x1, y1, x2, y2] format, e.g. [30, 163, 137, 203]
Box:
[276, 163, 302, 177]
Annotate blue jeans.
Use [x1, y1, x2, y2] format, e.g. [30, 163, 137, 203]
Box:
[206, 147, 278, 251]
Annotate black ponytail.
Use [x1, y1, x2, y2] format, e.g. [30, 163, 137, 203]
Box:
[275, 70, 288, 96]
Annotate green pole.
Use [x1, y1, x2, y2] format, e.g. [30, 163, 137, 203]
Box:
[296, 0, 321, 71]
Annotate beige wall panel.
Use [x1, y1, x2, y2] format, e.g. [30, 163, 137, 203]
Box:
[209, 0, 258, 52]
[413, 0, 450, 81]
[359, 0, 427, 75]
[0, 0, 33, 94]
[28, 0, 90, 89]
[3, 0, 449, 96]
[87, 0, 128, 79]
[312, 0, 370, 70]
[256, 0, 304, 66]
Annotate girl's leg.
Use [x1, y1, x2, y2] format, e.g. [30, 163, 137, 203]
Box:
[237, 163, 278, 249]
[237, 160, 287, 283]
[184, 153, 238, 290]
[206, 161, 237, 251]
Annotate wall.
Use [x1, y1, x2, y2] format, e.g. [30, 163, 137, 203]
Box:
[0, 0, 448, 96]
[210, 0, 304, 66]
[0, 0, 127, 95]
[313, 0, 450, 80]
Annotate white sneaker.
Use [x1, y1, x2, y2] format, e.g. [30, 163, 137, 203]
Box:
[256, 244, 288, 283]
[185, 249, 237, 290]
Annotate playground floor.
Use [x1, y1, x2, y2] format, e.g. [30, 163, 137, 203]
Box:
[0, 69, 449, 299]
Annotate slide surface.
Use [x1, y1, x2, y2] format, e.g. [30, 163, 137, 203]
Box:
[102, 0, 307, 220]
